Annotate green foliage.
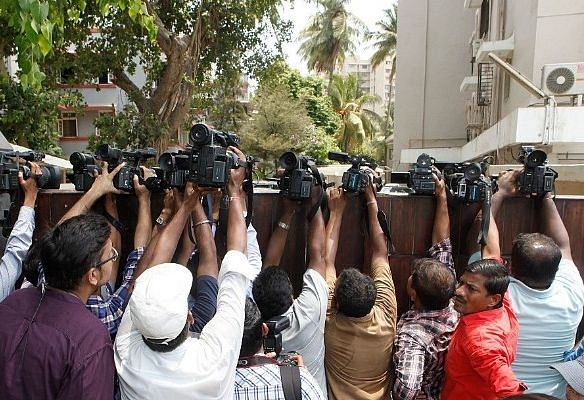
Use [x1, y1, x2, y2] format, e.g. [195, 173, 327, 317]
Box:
[90, 104, 168, 151]
[329, 73, 383, 153]
[239, 86, 315, 178]
[2, 0, 156, 90]
[0, 76, 82, 154]
[205, 71, 250, 133]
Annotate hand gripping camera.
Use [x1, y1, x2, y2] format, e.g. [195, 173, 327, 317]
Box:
[0, 151, 60, 191]
[189, 123, 243, 188]
[278, 152, 317, 201]
[517, 146, 558, 197]
[262, 315, 298, 366]
[328, 151, 382, 194]
[69, 152, 102, 192]
[408, 153, 436, 195]
[443, 162, 491, 204]
[95, 144, 157, 193]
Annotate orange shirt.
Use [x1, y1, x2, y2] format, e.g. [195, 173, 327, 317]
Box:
[441, 295, 526, 400]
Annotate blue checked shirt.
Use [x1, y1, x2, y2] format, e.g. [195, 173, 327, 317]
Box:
[234, 362, 325, 400]
[38, 247, 143, 337]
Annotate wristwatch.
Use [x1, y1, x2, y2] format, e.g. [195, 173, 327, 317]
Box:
[155, 216, 167, 226]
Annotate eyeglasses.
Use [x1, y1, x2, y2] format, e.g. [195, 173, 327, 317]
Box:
[93, 247, 118, 269]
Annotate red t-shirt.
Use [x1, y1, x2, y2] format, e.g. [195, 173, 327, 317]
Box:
[441, 294, 527, 400]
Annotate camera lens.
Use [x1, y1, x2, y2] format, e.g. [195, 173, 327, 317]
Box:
[279, 152, 299, 170]
[69, 152, 94, 167]
[158, 153, 174, 172]
[416, 153, 433, 167]
[464, 163, 482, 181]
[526, 150, 547, 168]
[189, 124, 212, 145]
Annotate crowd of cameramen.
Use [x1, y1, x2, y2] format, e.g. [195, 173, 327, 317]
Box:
[0, 145, 583, 400]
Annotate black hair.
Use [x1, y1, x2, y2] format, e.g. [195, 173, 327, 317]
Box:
[335, 268, 376, 318]
[142, 322, 189, 353]
[411, 258, 456, 310]
[252, 267, 293, 320]
[511, 233, 561, 289]
[240, 297, 263, 357]
[41, 213, 111, 291]
[465, 259, 510, 299]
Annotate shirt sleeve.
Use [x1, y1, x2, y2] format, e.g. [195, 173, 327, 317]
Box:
[85, 248, 143, 336]
[292, 269, 328, 326]
[393, 331, 425, 400]
[0, 206, 35, 301]
[190, 275, 218, 334]
[371, 262, 397, 319]
[466, 335, 526, 397]
[245, 223, 262, 297]
[428, 238, 454, 273]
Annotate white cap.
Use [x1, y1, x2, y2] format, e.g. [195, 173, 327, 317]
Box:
[129, 263, 193, 341]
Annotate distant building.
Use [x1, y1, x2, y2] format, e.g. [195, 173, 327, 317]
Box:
[339, 55, 395, 117]
[394, 0, 584, 185]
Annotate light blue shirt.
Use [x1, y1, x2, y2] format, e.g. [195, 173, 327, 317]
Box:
[0, 206, 35, 302]
[509, 258, 584, 398]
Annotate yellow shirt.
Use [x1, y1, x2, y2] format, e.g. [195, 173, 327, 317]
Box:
[325, 263, 397, 400]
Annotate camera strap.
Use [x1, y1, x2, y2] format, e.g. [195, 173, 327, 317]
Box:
[377, 210, 396, 254]
[477, 181, 492, 245]
[236, 355, 302, 399]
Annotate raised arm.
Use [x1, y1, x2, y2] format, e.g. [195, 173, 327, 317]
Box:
[58, 162, 124, 224]
[262, 198, 298, 268]
[103, 193, 121, 287]
[490, 169, 521, 219]
[431, 170, 449, 245]
[540, 192, 572, 260]
[133, 167, 154, 249]
[307, 185, 326, 278]
[365, 173, 388, 268]
[191, 190, 218, 279]
[226, 147, 247, 253]
[481, 209, 501, 260]
[325, 187, 346, 281]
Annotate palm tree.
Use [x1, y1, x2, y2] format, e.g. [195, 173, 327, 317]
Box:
[368, 4, 398, 165]
[329, 73, 383, 153]
[298, 0, 366, 92]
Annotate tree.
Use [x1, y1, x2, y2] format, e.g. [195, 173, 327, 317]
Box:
[368, 4, 398, 164]
[329, 73, 383, 154]
[0, 75, 82, 154]
[298, 0, 365, 91]
[0, 0, 156, 88]
[36, 0, 291, 150]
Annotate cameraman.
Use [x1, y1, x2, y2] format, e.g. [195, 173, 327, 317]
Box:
[235, 297, 325, 399]
[324, 171, 397, 400]
[252, 181, 328, 396]
[0, 162, 41, 301]
[491, 169, 584, 397]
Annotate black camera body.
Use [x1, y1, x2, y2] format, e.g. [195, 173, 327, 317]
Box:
[517, 147, 558, 197]
[328, 151, 381, 194]
[69, 152, 102, 192]
[263, 315, 291, 357]
[0, 151, 60, 191]
[278, 152, 316, 200]
[409, 153, 435, 195]
[189, 124, 242, 188]
[95, 144, 157, 193]
[444, 162, 490, 203]
[158, 150, 191, 188]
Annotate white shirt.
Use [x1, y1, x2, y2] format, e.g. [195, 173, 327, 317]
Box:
[509, 258, 584, 398]
[281, 269, 329, 396]
[114, 250, 254, 400]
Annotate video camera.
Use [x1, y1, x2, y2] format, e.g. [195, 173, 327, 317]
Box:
[262, 315, 297, 366]
[189, 123, 244, 188]
[408, 153, 436, 195]
[0, 151, 60, 191]
[158, 149, 191, 188]
[69, 152, 101, 192]
[443, 161, 491, 204]
[95, 144, 158, 193]
[328, 151, 382, 194]
[517, 146, 557, 197]
[278, 152, 317, 200]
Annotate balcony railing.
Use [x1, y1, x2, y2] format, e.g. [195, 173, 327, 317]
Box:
[465, 98, 491, 141]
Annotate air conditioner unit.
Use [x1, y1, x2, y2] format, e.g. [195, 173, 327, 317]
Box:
[541, 63, 584, 96]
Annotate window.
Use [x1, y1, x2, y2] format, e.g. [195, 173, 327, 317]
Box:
[479, 0, 490, 38]
[59, 112, 78, 137]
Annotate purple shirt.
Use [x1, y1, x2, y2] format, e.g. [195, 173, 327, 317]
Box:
[0, 287, 114, 400]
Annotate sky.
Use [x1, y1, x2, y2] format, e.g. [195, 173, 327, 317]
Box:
[280, 0, 397, 74]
